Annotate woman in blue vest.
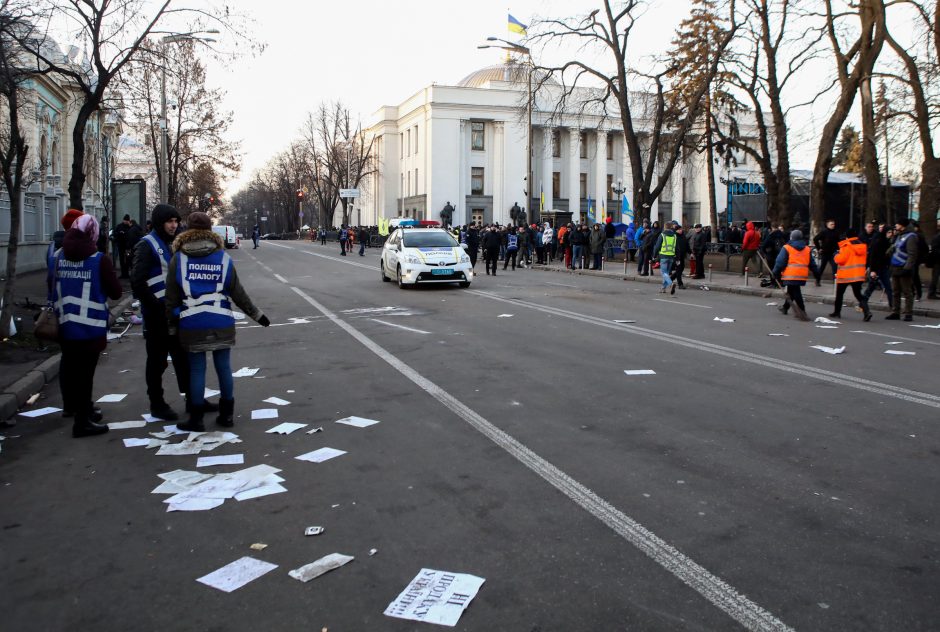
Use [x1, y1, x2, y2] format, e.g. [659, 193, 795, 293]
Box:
[52, 214, 123, 437]
[165, 212, 270, 431]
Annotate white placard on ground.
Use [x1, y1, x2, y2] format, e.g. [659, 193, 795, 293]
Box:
[123, 438, 151, 447]
[196, 557, 278, 593]
[96, 393, 127, 403]
[296, 447, 347, 463]
[263, 397, 291, 406]
[384, 568, 485, 627]
[197, 454, 245, 467]
[251, 409, 278, 420]
[265, 422, 307, 435]
[108, 420, 147, 430]
[288, 553, 355, 583]
[811, 345, 845, 355]
[713, 317, 735, 323]
[232, 367, 260, 378]
[884, 350, 916, 356]
[335, 416, 380, 428]
[18, 406, 61, 418]
[624, 370, 656, 376]
[204, 388, 221, 398]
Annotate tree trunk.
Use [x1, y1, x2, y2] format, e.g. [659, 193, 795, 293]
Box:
[68, 100, 99, 210]
[920, 156, 940, 240]
[859, 74, 882, 223]
[0, 187, 21, 337]
[704, 99, 719, 242]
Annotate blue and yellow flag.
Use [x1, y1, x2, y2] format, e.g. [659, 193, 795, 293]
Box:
[587, 194, 594, 224]
[508, 14, 527, 35]
[539, 183, 544, 213]
[621, 195, 633, 224]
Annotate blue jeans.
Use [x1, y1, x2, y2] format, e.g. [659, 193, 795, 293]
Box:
[572, 245, 584, 268]
[660, 257, 675, 288]
[188, 348, 234, 407]
[359, 240, 365, 255]
[863, 267, 894, 307]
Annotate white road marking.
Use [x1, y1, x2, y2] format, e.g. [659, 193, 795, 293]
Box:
[543, 281, 579, 288]
[468, 290, 940, 410]
[287, 284, 793, 632]
[274, 273, 288, 283]
[652, 298, 714, 309]
[370, 318, 430, 334]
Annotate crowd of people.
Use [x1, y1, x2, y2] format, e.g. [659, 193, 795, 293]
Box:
[47, 205, 270, 439]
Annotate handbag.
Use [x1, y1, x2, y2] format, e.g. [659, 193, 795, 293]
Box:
[35, 256, 59, 341]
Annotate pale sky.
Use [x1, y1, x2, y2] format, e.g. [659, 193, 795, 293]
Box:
[205, 0, 699, 194]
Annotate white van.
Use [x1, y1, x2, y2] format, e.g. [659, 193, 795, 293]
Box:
[212, 225, 238, 249]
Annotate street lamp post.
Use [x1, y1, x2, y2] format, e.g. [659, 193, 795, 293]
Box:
[157, 30, 218, 204]
[479, 38, 532, 224]
[612, 180, 625, 221]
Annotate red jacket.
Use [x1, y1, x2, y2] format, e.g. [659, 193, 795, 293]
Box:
[742, 222, 761, 250]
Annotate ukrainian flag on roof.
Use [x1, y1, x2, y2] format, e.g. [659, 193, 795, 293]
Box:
[508, 14, 527, 35]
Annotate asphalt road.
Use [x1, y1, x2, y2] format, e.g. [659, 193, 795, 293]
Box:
[2, 239, 938, 631]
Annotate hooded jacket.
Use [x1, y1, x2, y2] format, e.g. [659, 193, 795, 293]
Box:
[165, 228, 264, 352]
[772, 239, 820, 286]
[742, 222, 761, 251]
[833, 237, 867, 283]
[131, 204, 181, 319]
[589, 226, 606, 253]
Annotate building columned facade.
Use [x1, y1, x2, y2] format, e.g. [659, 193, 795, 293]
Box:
[360, 62, 753, 228]
[1, 53, 122, 274]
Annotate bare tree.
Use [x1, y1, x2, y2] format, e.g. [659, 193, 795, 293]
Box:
[0, 0, 45, 336]
[809, 0, 887, 230]
[882, 0, 939, 238]
[527, 0, 739, 222]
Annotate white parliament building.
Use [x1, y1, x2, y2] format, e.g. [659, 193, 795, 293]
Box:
[359, 61, 753, 228]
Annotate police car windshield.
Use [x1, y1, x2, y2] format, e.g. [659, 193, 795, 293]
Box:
[402, 232, 457, 248]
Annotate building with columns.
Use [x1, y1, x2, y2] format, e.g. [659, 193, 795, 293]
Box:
[360, 62, 753, 228]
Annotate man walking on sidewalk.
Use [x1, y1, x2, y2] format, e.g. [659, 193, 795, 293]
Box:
[690, 223, 707, 279]
[653, 222, 678, 294]
[772, 230, 819, 320]
[740, 221, 761, 275]
[813, 219, 839, 285]
[886, 218, 918, 321]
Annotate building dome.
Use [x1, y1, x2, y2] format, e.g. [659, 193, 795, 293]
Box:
[457, 63, 556, 88]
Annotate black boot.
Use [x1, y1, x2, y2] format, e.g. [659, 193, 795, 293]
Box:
[150, 399, 179, 421]
[216, 398, 234, 428]
[862, 301, 872, 322]
[177, 405, 205, 432]
[73, 408, 109, 438]
[187, 395, 218, 414]
[828, 311, 841, 318]
[63, 406, 101, 419]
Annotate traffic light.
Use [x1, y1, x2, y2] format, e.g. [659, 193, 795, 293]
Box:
[296, 189, 305, 201]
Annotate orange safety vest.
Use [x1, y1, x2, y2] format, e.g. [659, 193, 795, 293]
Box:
[781, 244, 810, 282]
[833, 238, 867, 284]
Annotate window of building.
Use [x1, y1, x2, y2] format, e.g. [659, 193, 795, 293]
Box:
[406, 170, 411, 197]
[471, 122, 485, 150]
[580, 132, 587, 159]
[414, 168, 419, 194]
[406, 129, 411, 157]
[400, 133, 404, 159]
[579, 173, 587, 200]
[552, 171, 560, 197]
[471, 167, 484, 195]
[472, 209, 484, 225]
[552, 129, 560, 158]
[607, 174, 614, 200]
[683, 176, 694, 201]
[400, 173, 404, 198]
[606, 134, 614, 160]
[414, 125, 419, 154]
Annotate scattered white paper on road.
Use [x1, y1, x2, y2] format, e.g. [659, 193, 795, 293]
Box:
[385, 568, 486, 627]
[18, 406, 61, 418]
[766, 302, 778, 306]
[884, 341, 904, 345]
[234, 483, 287, 501]
[814, 317, 841, 325]
[251, 409, 278, 420]
[624, 370, 656, 376]
[142, 413, 166, 423]
[767, 333, 789, 337]
[232, 367, 260, 377]
[156, 442, 203, 456]
[816, 325, 839, 329]
[266, 422, 307, 435]
[108, 420, 147, 430]
[96, 393, 127, 403]
[811, 345, 845, 355]
[296, 447, 347, 463]
[147, 438, 169, 449]
[613, 319, 636, 323]
[288, 553, 355, 583]
[497, 314, 514, 318]
[196, 557, 278, 592]
[123, 438, 151, 447]
[262, 397, 290, 406]
[335, 416, 380, 428]
[306, 427, 323, 434]
[204, 388, 221, 398]
[167, 497, 226, 512]
[884, 350, 916, 356]
[713, 317, 735, 323]
[163, 424, 189, 436]
[197, 454, 245, 467]
[910, 323, 940, 328]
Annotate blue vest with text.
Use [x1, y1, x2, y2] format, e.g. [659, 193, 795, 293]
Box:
[507, 234, 518, 251]
[890, 232, 914, 267]
[142, 233, 171, 305]
[54, 252, 109, 340]
[175, 250, 234, 331]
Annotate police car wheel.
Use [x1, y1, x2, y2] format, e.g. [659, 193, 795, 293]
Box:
[459, 281, 470, 288]
[397, 265, 409, 289]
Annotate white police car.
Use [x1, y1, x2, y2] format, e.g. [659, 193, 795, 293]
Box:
[381, 227, 473, 289]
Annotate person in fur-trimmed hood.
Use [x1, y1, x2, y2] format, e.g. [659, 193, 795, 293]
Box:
[165, 212, 270, 431]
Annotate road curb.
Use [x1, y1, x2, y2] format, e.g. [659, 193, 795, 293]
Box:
[529, 264, 940, 319]
[1, 295, 135, 424]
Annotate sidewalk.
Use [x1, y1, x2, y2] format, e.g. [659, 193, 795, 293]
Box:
[530, 256, 940, 319]
[0, 268, 134, 424]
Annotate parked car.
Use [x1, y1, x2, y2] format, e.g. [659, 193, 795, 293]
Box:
[261, 233, 280, 240]
[380, 227, 473, 289]
[212, 225, 238, 248]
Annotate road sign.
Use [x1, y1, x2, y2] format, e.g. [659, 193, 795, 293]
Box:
[340, 188, 360, 199]
[261, 216, 268, 221]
